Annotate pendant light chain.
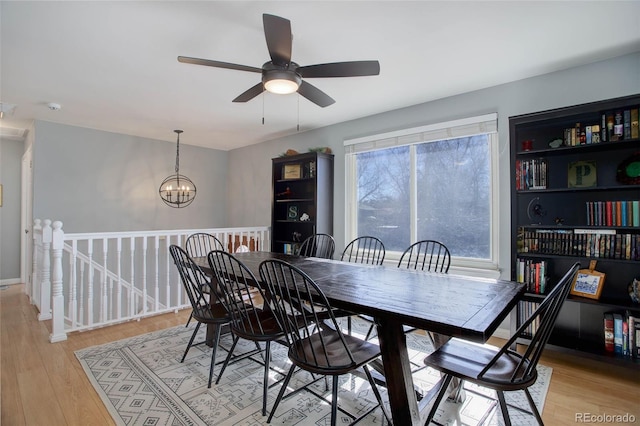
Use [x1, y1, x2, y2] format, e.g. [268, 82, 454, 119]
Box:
[175, 130, 181, 174]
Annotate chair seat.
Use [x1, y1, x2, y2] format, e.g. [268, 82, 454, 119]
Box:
[290, 329, 381, 375]
[232, 309, 284, 341]
[423, 338, 537, 391]
[192, 302, 230, 324]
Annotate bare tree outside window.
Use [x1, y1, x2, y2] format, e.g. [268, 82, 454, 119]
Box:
[356, 146, 410, 251]
[416, 136, 490, 259]
[355, 136, 491, 259]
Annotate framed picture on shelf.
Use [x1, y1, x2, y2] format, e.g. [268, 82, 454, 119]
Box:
[287, 205, 299, 220]
[283, 164, 302, 180]
[568, 160, 597, 188]
[570, 261, 605, 300]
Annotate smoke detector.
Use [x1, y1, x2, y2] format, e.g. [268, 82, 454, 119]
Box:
[47, 102, 62, 111]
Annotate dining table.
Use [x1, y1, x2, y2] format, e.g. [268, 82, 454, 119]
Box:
[194, 251, 525, 425]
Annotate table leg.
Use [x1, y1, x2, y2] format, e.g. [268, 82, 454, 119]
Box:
[376, 318, 421, 425]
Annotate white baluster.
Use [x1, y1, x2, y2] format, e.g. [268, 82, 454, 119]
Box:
[154, 235, 160, 311]
[101, 238, 108, 322]
[38, 219, 52, 320]
[116, 238, 122, 321]
[87, 238, 94, 326]
[142, 236, 148, 314]
[50, 221, 67, 342]
[31, 219, 42, 305]
[69, 240, 78, 328]
[79, 256, 85, 326]
[129, 237, 135, 317]
[165, 234, 171, 308]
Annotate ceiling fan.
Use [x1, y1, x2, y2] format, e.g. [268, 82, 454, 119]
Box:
[178, 14, 380, 108]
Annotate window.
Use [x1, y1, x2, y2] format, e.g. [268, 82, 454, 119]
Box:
[345, 114, 499, 273]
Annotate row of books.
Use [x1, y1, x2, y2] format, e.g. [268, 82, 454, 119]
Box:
[586, 200, 640, 227]
[517, 300, 541, 337]
[517, 228, 640, 260]
[564, 107, 640, 146]
[282, 243, 300, 255]
[515, 258, 549, 294]
[515, 158, 548, 190]
[604, 310, 640, 358]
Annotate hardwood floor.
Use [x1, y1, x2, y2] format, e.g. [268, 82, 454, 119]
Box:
[2, 283, 639, 425]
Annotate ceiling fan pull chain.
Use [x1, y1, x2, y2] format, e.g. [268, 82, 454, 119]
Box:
[262, 92, 265, 125]
[297, 94, 300, 132]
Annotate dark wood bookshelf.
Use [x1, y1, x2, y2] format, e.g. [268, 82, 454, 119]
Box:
[271, 152, 333, 254]
[510, 94, 640, 367]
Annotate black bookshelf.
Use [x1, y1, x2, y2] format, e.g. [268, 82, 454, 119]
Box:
[271, 152, 333, 254]
[509, 94, 640, 366]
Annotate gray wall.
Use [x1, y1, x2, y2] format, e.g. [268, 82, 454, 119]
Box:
[32, 121, 229, 233]
[0, 138, 23, 280]
[227, 52, 640, 279]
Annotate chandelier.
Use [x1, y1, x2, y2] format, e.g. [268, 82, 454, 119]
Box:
[159, 130, 196, 208]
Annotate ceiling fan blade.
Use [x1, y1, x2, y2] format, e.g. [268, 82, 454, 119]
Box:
[298, 60, 380, 78]
[297, 81, 335, 108]
[263, 14, 292, 66]
[178, 56, 262, 73]
[232, 82, 265, 103]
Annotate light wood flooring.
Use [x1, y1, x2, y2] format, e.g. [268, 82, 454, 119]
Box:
[2, 283, 639, 425]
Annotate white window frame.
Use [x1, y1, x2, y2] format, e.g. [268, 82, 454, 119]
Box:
[344, 113, 500, 278]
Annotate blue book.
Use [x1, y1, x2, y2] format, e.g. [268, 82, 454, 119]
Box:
[621, 201, 627, 226]
[613, 313, 624, 355]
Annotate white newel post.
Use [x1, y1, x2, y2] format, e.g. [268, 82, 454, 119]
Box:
[50, 221, 67, 342]
[31, 219, 42, 305]
[38, 219, 53, 320]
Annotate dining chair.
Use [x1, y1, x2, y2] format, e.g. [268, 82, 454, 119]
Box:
[182, 233, 226, 327]
[258, 259, 392, 426]
[185, 232, 225, 257]
[423, 262, 580, 426]
[393, 240, 453, 379]
[169, 245, 231, 388]
[296, 233, 335, 259]
[340, 236, 385, 335]
[207, 250, 287, 416]
[340, 235, 385, 265]
[397, 239, 451, 273]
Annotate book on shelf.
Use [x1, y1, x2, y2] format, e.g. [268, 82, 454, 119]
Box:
[633, 313, 640, 359]
[623, 110, 631, 140]
[516, 258, 548, 294]
[613, 312, 624, 355]
[518, 300, 540, 337]
[585, 200, 640, 227]
[604, 312, 614, 353]
[605, 311, 640, 358]
[515, 158, 547, 190]
[631, 108, 639, 139]
[518, 227, 640, 260]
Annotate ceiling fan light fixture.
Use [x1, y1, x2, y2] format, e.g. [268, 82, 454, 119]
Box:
[263, 70, 301, 94]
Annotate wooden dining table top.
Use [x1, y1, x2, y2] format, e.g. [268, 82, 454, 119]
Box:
[194, 251, 524, 343]
[194, 250, 525, 425]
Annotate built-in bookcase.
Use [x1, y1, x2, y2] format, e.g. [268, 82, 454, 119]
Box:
[271, 152, 333, 254]
[509, 94, 640, 365]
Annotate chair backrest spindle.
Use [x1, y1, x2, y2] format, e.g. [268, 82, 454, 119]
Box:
[398, 240, 451, 273]
[185, 233, 225, 258]
[296, 233, 336, 259]
[341, 236, 385, 265]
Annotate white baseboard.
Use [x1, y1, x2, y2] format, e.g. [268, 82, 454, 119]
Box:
[0, 278, 22, 286]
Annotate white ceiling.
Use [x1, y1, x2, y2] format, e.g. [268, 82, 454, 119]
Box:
[1, 1, 639, 151]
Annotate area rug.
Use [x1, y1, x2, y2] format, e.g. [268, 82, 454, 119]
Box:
[75, 318, 552, 425]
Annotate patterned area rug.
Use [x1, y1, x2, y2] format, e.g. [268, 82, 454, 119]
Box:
[75, 318, 552, 425]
